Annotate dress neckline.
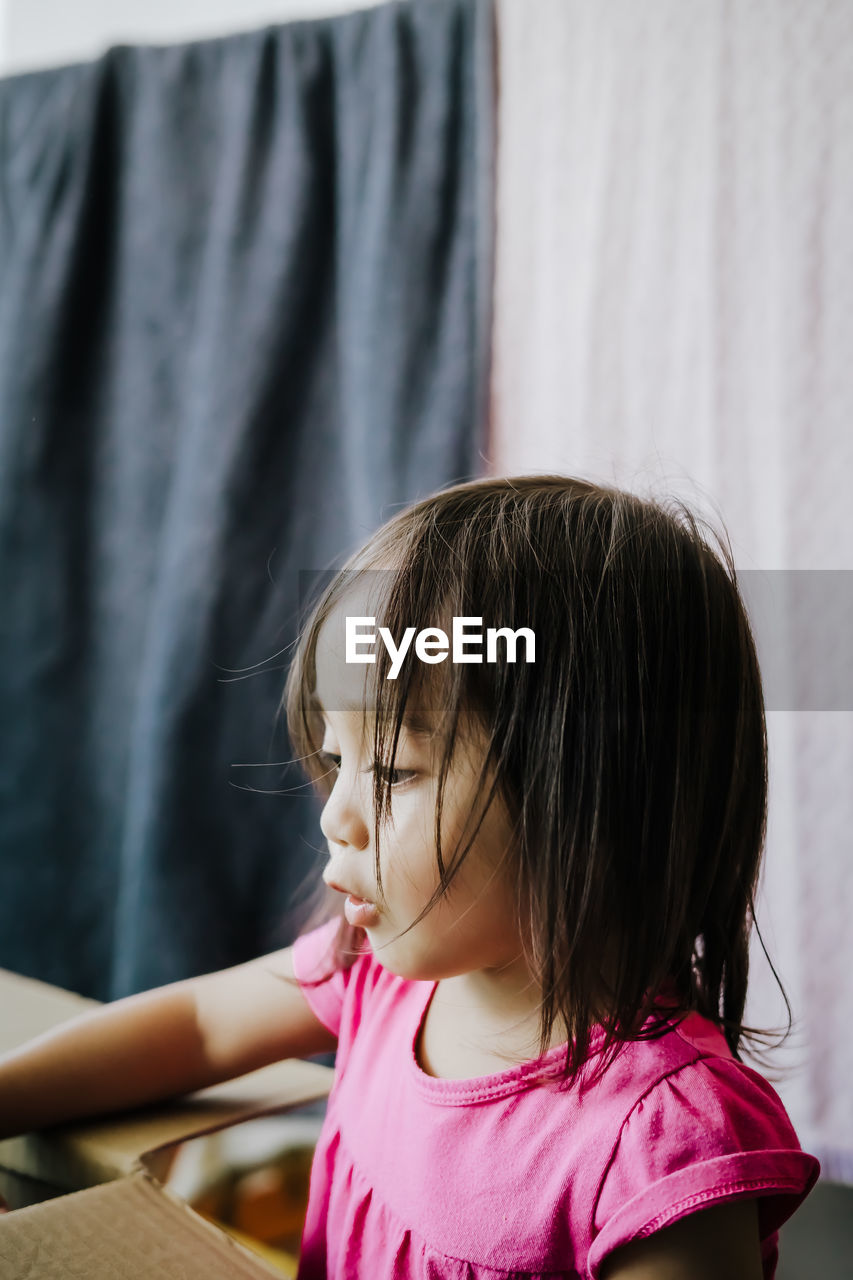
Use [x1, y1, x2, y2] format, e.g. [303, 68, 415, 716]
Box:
[407, 979, 590, 1104]
[406, 976, 686, 1105]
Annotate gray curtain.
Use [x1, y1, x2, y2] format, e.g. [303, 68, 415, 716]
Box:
[0, 0, 493, 1000]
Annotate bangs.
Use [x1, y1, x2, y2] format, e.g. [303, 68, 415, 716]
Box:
[283, 564, 464, 802]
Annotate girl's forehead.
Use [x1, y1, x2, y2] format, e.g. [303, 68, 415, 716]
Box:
[311, 590, 448, 740]
[313, 601, 376, 718]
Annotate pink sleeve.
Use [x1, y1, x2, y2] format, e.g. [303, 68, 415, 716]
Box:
[587, 1057, 821, 1279]
[291, 916, 349, 1038]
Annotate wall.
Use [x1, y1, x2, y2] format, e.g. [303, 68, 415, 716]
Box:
[0, 0, 384, 75]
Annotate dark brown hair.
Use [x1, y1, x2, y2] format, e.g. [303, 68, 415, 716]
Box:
[282, 474, 791, 1090]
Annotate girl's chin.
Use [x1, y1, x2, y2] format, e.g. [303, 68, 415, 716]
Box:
[359, 939, 445, 984]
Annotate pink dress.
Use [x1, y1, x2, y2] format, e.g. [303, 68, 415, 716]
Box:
[292, 918, 819, 1279]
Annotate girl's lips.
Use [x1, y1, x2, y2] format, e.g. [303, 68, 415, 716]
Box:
[344, 894, 381, 928]
[325, 877, 381, 927]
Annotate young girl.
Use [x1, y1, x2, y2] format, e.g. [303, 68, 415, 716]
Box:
[0, 475, 819, 1278]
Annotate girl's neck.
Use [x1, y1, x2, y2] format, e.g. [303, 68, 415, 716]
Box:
[440, 958, 539, 1020]
[417, 969, 568, 1081]
[433, 955, 568, 1057]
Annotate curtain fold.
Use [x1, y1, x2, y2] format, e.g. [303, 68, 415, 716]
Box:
[489, 0, 853, 1183]
[0, 0, 494, 1001]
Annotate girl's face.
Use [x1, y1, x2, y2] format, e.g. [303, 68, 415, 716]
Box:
[313, 603, 525, 984]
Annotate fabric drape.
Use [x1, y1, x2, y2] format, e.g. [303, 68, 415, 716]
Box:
[489, 0, 853, 1182]
[0, 0, 494, 1001]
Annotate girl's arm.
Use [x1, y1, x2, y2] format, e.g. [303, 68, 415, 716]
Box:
[598, 1199, 763, 1280]
[0, 945, 338, 1142]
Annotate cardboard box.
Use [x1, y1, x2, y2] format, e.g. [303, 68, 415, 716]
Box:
[0, 965, 334, 1278]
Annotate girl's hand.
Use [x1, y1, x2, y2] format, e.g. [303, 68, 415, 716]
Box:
[599, 1199, 763, 1279]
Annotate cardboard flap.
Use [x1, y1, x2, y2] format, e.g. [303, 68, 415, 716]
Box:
[0, 966, 100, 1051]
[0, 1166, 283, 1278]
[0, 1058, 334, 1191]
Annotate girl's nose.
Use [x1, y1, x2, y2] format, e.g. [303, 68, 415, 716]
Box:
[319, 773, 370, 850]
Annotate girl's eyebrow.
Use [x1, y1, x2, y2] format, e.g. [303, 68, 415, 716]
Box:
[401, 714, 435, 738]
[312, 696, 435, 738]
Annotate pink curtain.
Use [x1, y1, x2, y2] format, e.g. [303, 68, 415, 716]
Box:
[489, 0, 853, 1181]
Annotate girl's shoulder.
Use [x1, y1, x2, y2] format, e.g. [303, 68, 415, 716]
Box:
[584, 1010, 820, 1278]
[291, 917, 407, 1042]
[589, 1003, 774, 1098]
[593, 1007, 812, 1174]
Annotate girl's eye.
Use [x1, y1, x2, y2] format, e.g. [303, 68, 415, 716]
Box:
[373, 763, 417, 789]
[318, 751, 415, 789]
[318, 751, 341, 778]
